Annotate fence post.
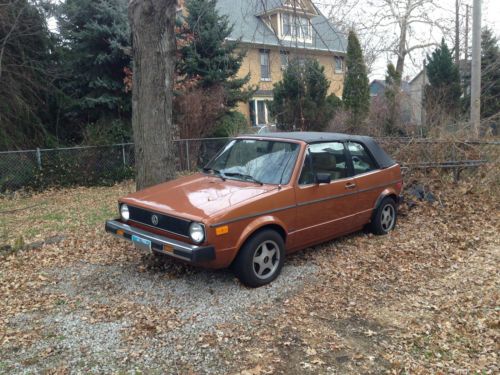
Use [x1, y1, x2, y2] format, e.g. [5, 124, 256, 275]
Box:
[122, 144, 126, 167]
[36, 148, 42, 170]
[186, 140, 190, 171]
[451, 143, 459, 182]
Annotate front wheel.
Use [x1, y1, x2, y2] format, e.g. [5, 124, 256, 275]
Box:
[232, 229, 285, 288]
[370, 197, 397, 235]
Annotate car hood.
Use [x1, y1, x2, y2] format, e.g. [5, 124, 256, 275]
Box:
[120, 173, 279, 222]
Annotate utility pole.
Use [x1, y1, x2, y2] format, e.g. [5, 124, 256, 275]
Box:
[421, 59, 427, 136]
[470, 0, 481, 138]
[465, 5, 470, 60]
[455, 0, 460, 65]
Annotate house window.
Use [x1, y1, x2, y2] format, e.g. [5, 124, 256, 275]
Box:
[257, 101, 266, 125]
[334, 56, 344, 73]
[281, 13, 312, 41]
[280, 51, 289, 70]
[250, 99, 272, 126]
[260, 49, 271, 80]
[296, 56, 307, 67]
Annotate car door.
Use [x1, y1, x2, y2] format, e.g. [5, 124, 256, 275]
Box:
[346, 141, 382, 224]
[292, 142, 359, 248]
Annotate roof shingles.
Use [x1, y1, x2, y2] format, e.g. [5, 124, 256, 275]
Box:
[216, 0, 347, 53]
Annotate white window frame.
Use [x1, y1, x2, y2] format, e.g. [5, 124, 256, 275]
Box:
[334, 56, 344, 73]
[252, 99, 272, 126]
[260, 49, 271, 81]
[279, 12, 313, 43]
[280, 50, 289, 70]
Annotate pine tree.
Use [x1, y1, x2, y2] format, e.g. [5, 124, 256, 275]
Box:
[481, 28, 500, 120]
[342, 30, 370, 130]
[57, 0, 131, 136]
[178, 0, 251, 107]
[0, 0, 55, 149]
[425, 39, 461, 116]
[383, 63, 402, 135]
[269, 59, 341, 131]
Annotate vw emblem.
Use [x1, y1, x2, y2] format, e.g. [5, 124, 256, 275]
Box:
[151, 215, 159, 226]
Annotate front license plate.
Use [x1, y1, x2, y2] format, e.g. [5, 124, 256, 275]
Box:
[132, 235, 152, 251]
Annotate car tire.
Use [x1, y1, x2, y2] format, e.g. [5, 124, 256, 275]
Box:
[370, 196, 397, 235]
[232, 229, 285, 288]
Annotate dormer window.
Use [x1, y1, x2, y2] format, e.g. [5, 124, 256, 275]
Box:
[280, 13, 312, 42]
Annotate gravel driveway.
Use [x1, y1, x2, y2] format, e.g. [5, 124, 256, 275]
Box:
[2, 246, 319, 374]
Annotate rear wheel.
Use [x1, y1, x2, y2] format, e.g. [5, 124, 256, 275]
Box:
[370, 197, 397, 235]
[232, 229, 285, 288]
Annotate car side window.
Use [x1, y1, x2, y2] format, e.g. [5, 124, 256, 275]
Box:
[347, 142, 378, 175]
[299, 142, 348, 185]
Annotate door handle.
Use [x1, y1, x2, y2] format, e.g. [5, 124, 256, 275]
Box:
[345, 182, 357, 190]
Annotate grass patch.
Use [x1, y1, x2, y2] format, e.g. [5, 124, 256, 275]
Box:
[0, 182, 135, 246]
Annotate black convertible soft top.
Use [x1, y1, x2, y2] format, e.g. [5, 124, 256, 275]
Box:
[242, 132, 397, 169]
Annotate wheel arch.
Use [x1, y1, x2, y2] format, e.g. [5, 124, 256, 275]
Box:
[371, 189, 398, 222]
[231, 216, 288, 263]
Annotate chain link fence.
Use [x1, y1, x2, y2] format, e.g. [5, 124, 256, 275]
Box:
[0, 137, 498, 192]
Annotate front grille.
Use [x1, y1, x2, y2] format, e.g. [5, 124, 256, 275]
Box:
[127, 205, 191, 237]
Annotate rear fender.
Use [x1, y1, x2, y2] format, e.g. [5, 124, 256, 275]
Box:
[371, 188, 399, 220]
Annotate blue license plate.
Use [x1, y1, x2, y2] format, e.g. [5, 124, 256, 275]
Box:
[132, 235, 152, 250]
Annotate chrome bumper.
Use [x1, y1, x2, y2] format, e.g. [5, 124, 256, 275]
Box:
[105, 220, 215, 263]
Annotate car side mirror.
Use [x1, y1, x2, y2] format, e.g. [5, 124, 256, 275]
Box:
[315, 173, 331, 184]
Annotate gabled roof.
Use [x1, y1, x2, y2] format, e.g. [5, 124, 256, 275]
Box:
[370, 79, 411, 95]
[216, 0, 347, 53]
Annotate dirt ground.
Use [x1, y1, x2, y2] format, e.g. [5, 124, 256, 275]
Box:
[0, 176, 498, 374]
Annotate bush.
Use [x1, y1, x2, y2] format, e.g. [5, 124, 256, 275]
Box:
[212, 112, 249, 137]
[270, 59, 338, 131]
[82, 119, 132, 146]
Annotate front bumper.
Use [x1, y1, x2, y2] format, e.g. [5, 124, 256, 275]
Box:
[105, 220, 215, 263]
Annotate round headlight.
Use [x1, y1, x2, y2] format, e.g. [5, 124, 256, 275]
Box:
[189, 222, 205, 244]
[120, 204, 130, 221]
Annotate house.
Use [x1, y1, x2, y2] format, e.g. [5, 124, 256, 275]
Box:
[370, 78, 414, 125]
[369, 79, 387, 97]
[408, 70, 429, 126]
[213, 0, 347, 127]
[409, 59, 470, 126]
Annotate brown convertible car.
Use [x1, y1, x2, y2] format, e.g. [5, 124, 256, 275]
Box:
[106, 132, 403, 287]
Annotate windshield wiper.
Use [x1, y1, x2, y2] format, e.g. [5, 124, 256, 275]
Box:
[202, 167, 226, 181]
[223, 172, 264, 186]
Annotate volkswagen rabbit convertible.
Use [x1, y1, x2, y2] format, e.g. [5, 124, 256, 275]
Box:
[105, 132, 403, 287]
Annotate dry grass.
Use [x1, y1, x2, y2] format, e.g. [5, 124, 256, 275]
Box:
[0, 181, 135, 249]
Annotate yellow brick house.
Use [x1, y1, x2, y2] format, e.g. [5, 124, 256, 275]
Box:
[215, 0, 347, 127]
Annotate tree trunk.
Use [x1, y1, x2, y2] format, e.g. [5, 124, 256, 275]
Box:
[128, 0, 178, 190]
[395, 16, 408, 76]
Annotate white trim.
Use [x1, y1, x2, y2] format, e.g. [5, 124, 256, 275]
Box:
[251, 98, 274, 126]
[226, 37, 346, 55]
[277, 13, 282, 37]
[279, 12, 313, 43]
[334, 56, 344, 74]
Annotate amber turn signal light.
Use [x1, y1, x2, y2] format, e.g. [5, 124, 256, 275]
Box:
[215, 225, 229, 236]
[117, 229, 125, 236]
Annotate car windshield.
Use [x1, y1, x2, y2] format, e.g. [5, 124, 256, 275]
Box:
[206, 139, 300, 185]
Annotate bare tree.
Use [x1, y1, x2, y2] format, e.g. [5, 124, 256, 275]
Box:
[322, 0, 454, 77]
[128, 0, 178, 190]
[322, 0, 384, 74]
